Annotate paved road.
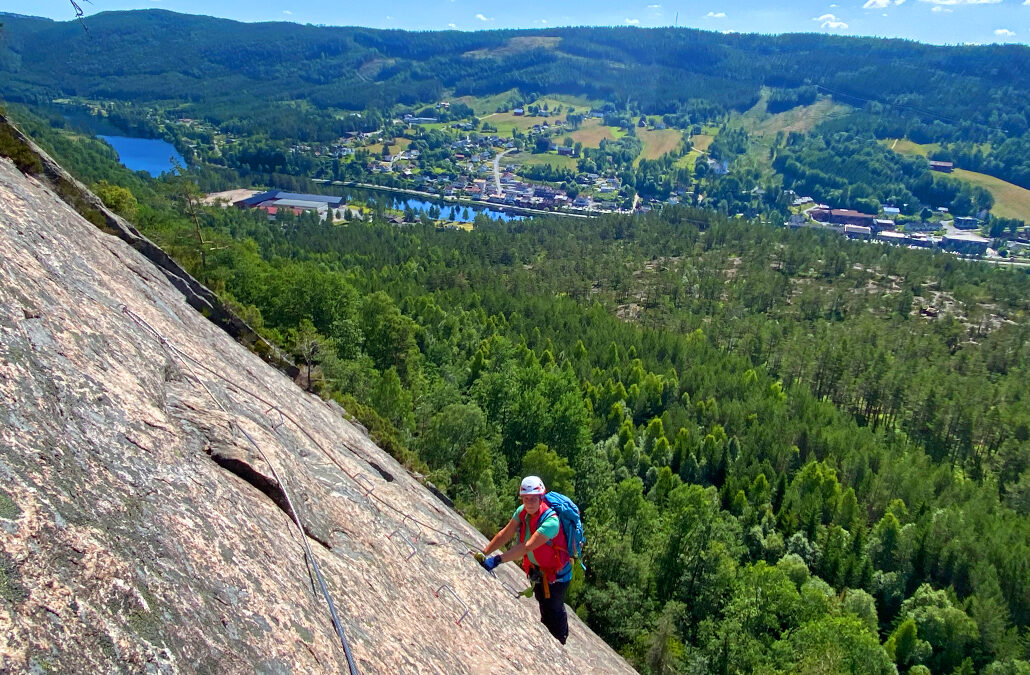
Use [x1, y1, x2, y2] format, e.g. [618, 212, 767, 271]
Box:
[493, 149, 514, 194]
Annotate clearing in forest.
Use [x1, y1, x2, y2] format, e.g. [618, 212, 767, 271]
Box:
[747, 97, 851, 138]
[463, 36, 562, 59]
[569, 118, 621, 148]
[635, 129, 683, 165]
[882, 138, 942, 157]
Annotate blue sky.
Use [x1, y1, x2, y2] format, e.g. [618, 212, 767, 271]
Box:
[8, 0, 1030, 45]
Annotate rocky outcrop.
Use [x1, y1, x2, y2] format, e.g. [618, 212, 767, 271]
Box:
[0, 147, 636, 673]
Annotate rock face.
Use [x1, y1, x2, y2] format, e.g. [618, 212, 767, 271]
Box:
[0, 148, 636, 674]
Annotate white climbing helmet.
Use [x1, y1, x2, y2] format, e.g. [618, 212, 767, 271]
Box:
[519, 475, 546, 496]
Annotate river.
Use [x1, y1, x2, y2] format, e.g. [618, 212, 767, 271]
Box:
[329, 184, 523, 223]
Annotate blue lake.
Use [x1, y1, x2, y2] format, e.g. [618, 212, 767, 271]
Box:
[100, 135, 185, 177]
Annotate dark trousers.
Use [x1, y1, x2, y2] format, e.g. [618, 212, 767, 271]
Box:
[533, 578, 569, 644]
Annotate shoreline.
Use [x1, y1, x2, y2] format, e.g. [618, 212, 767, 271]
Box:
[322, 180, 593, 219]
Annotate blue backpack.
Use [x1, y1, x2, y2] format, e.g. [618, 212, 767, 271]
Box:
[542, 492, 586, 570]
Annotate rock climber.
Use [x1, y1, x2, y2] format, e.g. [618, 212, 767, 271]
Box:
[478, 475, 572, 644]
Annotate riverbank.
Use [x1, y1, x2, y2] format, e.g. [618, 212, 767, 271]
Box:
[319, 180, 593, 219]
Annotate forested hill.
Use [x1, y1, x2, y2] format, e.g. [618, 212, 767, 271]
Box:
[6, 79, 1030, 671]
[2, 10, 1030, 145]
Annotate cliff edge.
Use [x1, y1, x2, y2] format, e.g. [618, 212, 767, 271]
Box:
[0, 136, 636, 674]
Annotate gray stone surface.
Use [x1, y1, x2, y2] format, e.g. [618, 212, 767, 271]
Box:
[0, 155, 636, 674]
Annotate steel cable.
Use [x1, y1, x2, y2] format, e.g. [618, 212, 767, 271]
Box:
[121, 306, 360, 675]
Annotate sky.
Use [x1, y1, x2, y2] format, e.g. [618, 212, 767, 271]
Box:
[6, 0, 1030, 45]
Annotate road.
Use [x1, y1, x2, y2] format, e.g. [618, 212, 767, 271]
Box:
[493, 149, 514, 194]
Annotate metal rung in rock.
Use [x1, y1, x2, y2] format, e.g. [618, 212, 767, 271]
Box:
[264, 406, 286, 430]
[388, 529, 418, 560]
[446, 531, 472, 555]
[400, 514, 423, 542]
[434, 584, 470, 625]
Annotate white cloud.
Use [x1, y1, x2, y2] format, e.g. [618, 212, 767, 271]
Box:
[863, 0, 890, 7]
[932, 6, 953, 12]
[813, 13, 849, 29]
[706, 11, 726, 18]
[919, 0, 1000, 4]
[475, 13, 493, 21]
[647, 3, 661, 8]
[282, 9, 292, 14]
[448, 22, 457, 27]
[994, 28, 1016, 36]
[625, 17, 640, 24]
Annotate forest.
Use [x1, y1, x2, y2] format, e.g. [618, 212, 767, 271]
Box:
[9, 105, 1030, 674]
[2, 11, 1030, 165]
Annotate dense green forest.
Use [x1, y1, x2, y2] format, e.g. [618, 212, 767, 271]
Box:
[9, 105, 1030, 674]
[774, 131, 995, 216]
[2, 10, 1030, 186]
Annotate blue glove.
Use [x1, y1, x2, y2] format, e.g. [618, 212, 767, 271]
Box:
[482, 555, 502, 571]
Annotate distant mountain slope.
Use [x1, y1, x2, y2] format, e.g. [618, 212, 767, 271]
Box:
[1, 10, 1029, 138]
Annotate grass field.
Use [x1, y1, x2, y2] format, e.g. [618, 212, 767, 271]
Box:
[885, 139, 1027, 220]
[480, 97, 593, 137]
[753, 98, 851, 137]
[479, 112, 542, 135]
[674, 150, 701, 172]
[883, 138, 941, 157]
[729, 91, 851, 140]
[690, 134, 715, 153]
[364, 137, 412, 155]
[635, 128, 683, 165]
[570, 118, 621, 148]
[453, 90, 521, 116]
[502, 153, 579, 171]
[952, 169, 1030, 221]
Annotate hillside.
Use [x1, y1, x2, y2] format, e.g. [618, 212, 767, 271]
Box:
[1, 10, 1029, 136]
[0, 117, 634, 673]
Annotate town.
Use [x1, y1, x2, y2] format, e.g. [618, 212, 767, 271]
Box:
[60, 94, 1030, 261]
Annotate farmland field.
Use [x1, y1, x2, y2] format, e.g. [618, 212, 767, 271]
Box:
[570, 118, 621, 148]
[635, 128, 683, 164]
[690, 134, 715, 153]
[502, 153, 578, 171]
